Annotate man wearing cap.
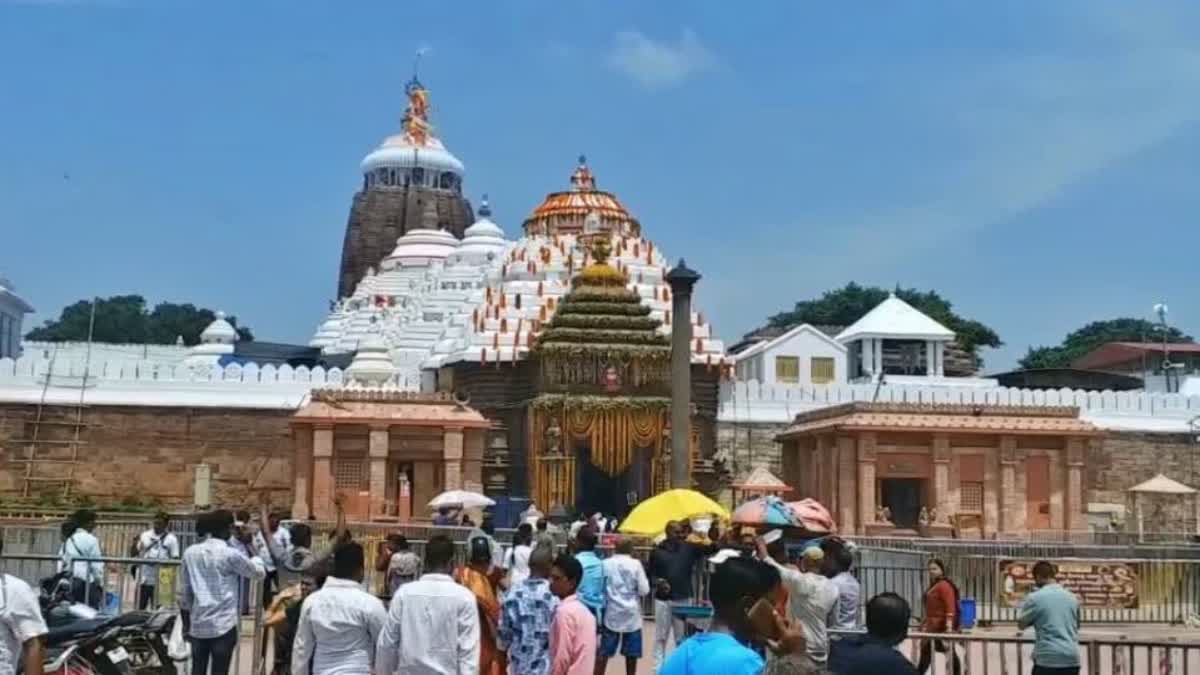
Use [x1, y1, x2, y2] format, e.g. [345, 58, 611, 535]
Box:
[757, 539, 839, 674]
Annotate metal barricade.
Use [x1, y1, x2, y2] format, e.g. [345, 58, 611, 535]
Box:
[0, 553, 268, 675]
[831, 629, 1200, 675]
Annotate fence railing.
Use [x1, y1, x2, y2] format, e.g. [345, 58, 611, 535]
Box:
[0, 553, 268, 675]
[831, 629, 1200, 675]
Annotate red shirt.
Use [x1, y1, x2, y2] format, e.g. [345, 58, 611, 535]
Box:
[922, 579, 957, 632]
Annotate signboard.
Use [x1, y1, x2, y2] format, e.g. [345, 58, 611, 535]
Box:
[998, 560, 1138, 609]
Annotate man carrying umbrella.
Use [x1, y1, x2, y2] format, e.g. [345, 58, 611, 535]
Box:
[649, 521, 716, 671]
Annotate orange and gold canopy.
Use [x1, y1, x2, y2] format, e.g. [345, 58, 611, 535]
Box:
[522, 156, 641, 237]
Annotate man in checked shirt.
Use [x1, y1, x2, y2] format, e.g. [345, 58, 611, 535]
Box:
[179, 509, 267, 675]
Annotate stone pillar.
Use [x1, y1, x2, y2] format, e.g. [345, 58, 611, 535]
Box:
[861, 340, 874, 376]
[998, 436, 1018, 534]
[368, 425, 389, 520]
[837, 436, 857, 533]
[857, 433, 877, 533]
[312, 425, 334, 521]
[444, 427, 465, 491]
[934, 342, 945, 377]
[873, 339, 884, 376]
[1066, 438, 1087, 531]
[933, 434, 952, 518]
[926, 341, 936, 377]
[983, 446, 1000, 536]
[292, 426, 313, 520]
[665, 260, 700, 489]
[1048, 451, 1063, 531]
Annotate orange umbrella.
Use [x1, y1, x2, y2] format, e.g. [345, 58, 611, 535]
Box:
[788, 498, 836, 533]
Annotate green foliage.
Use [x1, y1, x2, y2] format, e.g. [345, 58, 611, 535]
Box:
[567, 288, 642, 303]
[549, 314, 662, 331]
[540, 327, 668, 346]
[558, 302, 651, 317]
[538, 343, 670, 362]
[1019, 318, 1194, 369]
[531, 394, 671, 412]
[766, 282, 1002, 353]
[26, 295, 253, 345]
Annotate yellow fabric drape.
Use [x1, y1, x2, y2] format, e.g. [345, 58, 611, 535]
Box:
[529, 405, 667, 510]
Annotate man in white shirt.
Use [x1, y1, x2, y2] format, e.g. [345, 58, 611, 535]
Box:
[178, 510, 266, 675]
[376, 534, 480, 675]
[0, 534, 47, 675]
[759, 541, 839, 673]
[292, 542, 386, 675]
[598, 537, 650, 675]
[59, 509, 104, 609]
[255, 510, 292, 603]
[135, 511, 180, 610]
[504, 523, 534, 589]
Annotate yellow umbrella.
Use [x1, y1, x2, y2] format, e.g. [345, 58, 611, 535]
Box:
[619, 489, 729, 537]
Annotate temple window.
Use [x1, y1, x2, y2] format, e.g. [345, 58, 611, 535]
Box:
[440, 172, 454, 189]
[412, 167, 425, 185]
[960, 482, 984, 513]
[775, 356, 800, 384]
[811, 357, 835, 384]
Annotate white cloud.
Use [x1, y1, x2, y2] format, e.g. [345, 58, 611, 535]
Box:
[607, 28, 715, 89]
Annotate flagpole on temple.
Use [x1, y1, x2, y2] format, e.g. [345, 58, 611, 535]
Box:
[666, 260, 700, 490]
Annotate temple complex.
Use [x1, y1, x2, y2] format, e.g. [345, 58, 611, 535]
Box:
[336, 76, 474, 298]
[2, 68, 1200, 538]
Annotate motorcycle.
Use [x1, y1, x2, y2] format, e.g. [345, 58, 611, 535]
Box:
[24, 572, 178, 675]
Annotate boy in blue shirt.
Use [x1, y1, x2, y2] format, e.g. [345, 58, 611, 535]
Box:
[661, 556, 799, 675]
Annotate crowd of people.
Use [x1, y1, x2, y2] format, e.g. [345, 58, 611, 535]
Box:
[0, 505, 1085, 675]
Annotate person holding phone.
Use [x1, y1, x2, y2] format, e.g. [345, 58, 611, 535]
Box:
[757, 538, 839, 674]
[660, 557, 801, 675]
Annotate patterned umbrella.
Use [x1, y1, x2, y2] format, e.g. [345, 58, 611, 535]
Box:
[788, 498, 836, 533]
[731, 496, 801, 527]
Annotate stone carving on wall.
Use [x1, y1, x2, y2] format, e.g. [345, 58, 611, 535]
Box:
[543, 417, 563, 457]
[875, 505, 893, 524]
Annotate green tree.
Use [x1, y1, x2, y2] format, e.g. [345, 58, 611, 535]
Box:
[25, 295, 252, 345]
[765, 283, 1002, 354]
[1019, 318, 1193, 369]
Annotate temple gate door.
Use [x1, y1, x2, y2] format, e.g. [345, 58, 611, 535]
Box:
[1026, 456, 1052, 530]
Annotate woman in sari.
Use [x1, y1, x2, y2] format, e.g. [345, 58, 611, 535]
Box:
[456, 535, 505, 675]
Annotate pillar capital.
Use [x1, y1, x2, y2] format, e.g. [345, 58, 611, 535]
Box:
[664, 259, 701, 296]
[999, 435, 1019, 465]
[933, 433, 952, 464]
[313, 426, 334, 458]
[857, 432, 877, 462]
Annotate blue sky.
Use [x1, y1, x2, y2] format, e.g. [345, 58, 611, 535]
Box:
[3, 1, 1199, 370]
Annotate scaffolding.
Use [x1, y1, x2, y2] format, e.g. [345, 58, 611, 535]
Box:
[4, 301, 96, 499]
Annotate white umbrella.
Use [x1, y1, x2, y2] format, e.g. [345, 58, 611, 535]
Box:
[429, 490, 495, 510]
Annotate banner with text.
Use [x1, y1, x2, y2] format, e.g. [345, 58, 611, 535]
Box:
[998, 560, 1138, 609]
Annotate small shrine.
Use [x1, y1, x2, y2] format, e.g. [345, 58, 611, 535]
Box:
[528, 236, 678, 514]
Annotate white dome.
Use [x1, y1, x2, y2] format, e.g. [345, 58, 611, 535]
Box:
[347, 332, 396, 386]
[382, 228, 460, 269]
[361, 134, 465, 176]
[457, 196, 507, 262]
[200, 312, 237, 345]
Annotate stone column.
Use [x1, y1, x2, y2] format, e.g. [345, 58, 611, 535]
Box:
[443, 427, 465, 491]
[983, 446, 1000, 536]
[857, 433, 877, 534]
[934, 342, 946, 377]
[292, 426, 313, 520]
[1066, 438, 1087, 531]
[665, 260, 700, 489]
[873, 339, 884, 376]
[368, 425, 389, 520]
[933, 434, 952, 518]
[926, 341, 936, 377]
[312, 425, 334, 521]
[861, 340, 874, 376]
[837, 436, 857, 533]
[998, 436, 1018, 534]
[1048, 451, 1063, 530]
